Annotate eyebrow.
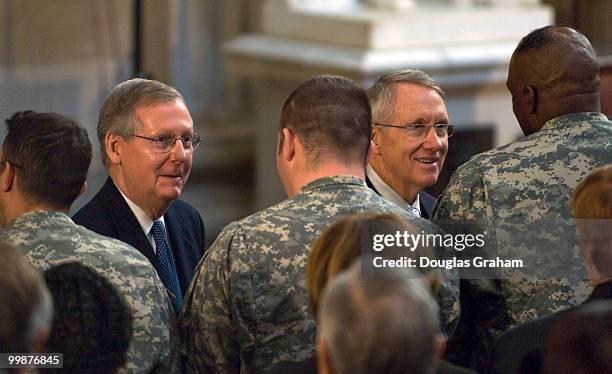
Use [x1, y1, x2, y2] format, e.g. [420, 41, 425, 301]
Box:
[404, 119, 449, 125]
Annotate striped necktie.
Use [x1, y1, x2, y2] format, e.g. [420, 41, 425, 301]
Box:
[151, 220, 183, 311]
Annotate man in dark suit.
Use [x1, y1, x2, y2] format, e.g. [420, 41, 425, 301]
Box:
[366, 69, 452, 219]
[489, 164, 612, 373]
[73, 78, 205, 312]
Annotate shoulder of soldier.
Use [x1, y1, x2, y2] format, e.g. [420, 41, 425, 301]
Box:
[80, 228, 169, 283]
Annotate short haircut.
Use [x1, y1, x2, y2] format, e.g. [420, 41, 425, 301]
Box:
[306, 212, 441, 316]
[367, 69, 444, 124]
[515, 25, 558, 52]
[3, 111, 92, 209]
[543, 301, 612, 374]
[279, 75, 371, 167]
[512, 26, 599, 91]
[44, 262, 133, 374]
[570, 164, 612, 279]
[318, 261, 440, 374]
[97, 78, 184, 166]
[0, 242, 53, 354]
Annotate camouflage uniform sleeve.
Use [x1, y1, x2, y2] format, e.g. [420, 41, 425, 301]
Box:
[437, 267, 460, 338]
[433, 160, 510, 370]
[150, 271, 181, 374]
[433, 160, 491, 222]
[179, 224, 242, 373]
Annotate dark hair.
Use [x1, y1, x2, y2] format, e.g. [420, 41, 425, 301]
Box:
[3, 111, 92, 209]
[515, 25, 558, 52]
[44, 262, 133, 374]
[98, 78, 184, 166]
[279, 75, 371, 167]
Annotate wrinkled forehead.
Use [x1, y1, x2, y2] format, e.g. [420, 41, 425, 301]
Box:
[132, 99, 193, 129]
[392, 84, 448, 123]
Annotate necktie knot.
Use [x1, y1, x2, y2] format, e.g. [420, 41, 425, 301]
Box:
[151, 220, 167, 242]
[407, 206, 420, 217]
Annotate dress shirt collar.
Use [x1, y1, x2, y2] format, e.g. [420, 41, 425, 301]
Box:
[115, 182, 165, 239]
[366, 165, 420, 215]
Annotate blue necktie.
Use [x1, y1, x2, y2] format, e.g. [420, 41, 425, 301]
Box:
[151, 220, 183, 311]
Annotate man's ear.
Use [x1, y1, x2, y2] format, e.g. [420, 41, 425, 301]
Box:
[581, 244, 600, 284]
[78, 181, 88, 198]
[317, 339, 335, 374]
[371, 126, 383, 156]
[365, 140, 374, 165]
[281, 127, 296, 162]
[30, 328, 49, 354]
[0, 161, 16, 193]
[435, 334, 447, 358]
[105, 133, 123, 165]
[526, 84, 537, 114]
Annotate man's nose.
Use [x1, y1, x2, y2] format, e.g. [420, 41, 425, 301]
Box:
[422, 127, 444, 150]
[170, 138, 188, 161]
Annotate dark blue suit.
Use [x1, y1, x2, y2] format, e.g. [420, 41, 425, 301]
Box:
[72, 177, 205, 295]
[365, 175, 437, 219]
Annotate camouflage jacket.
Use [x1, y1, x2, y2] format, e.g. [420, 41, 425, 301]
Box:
[179, 175, 459, 373]
[0, 211, 180, 374]
[433, 112, 612, 367]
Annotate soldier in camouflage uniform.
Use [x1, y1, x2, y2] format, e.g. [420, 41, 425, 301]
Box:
[433, 26, 612, 369]
[0, 111, 179, 373]
[179, 76, 459, 373]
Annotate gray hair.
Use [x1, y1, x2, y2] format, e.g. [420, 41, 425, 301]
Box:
[318, 260, 440, 374]
[367, 69, 444, 124]
[97, 78, 184, 166]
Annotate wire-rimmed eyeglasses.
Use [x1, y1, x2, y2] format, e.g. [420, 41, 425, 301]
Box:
[374, 123, 455, 139]
[131, 133, 203, 153]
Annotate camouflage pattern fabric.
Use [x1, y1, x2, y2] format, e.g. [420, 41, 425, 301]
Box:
[179, 175, 459, 373]
[0, 211, 180, 374]
[433, 112, 612, 368]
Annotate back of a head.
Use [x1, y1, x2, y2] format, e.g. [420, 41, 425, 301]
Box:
[3, 111, 92, 209]
[570, 164, 612, 280]
[279, 75, 371, 167]
[318, 261, 440, 374]
[306, 212, 441, 316]
[512, 26, 600, 121]
[44, 262, 133, 374]
[97, 78, 184, 167]
[542, 301, 612, 374]
[0, 242, 52, 354]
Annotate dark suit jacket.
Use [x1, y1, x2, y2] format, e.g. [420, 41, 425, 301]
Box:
[489, 280, 612, 374]
[365, 175, 437, 219]
[72, 177, 205, 295]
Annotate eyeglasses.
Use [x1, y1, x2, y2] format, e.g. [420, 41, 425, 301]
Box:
[131, 133, 203, 153]
[374, 123, 455, 139]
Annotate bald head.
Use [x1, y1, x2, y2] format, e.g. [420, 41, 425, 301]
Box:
[507, 26, 600, 135]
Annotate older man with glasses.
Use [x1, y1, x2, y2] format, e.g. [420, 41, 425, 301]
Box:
[74, 78, 205, 312]
[366, 69, 452, 219]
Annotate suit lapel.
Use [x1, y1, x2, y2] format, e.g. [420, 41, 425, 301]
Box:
[102, 178, 160, 269]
